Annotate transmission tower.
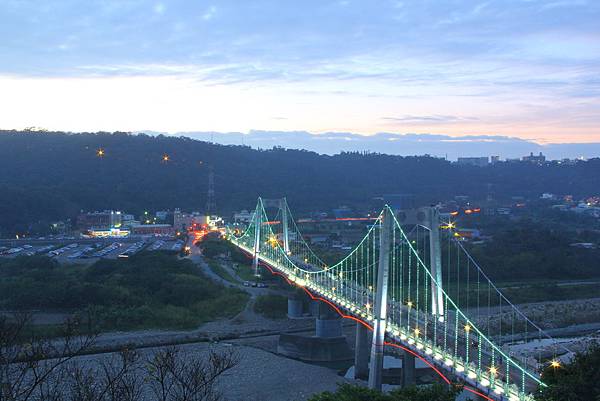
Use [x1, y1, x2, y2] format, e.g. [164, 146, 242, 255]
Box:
[205, 166, 216, 215]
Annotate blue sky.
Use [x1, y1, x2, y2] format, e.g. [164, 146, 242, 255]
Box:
[1, 0, 599, 144]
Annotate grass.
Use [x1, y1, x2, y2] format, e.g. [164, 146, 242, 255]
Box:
[206, 259, 240, 283]
[233, 263, 257, 281]
[500, 283, 600, 304]
[253, 294, 288, 319]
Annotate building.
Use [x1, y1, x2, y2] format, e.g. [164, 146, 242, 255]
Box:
[454, 228, 481, 240]
[541, 193, 557, 200]
[332, 206, 353, 219]
[173, 208, 194, 231]
[490, 155, 500, 164]
[233, 210, 253, 224]
[84, 227, 130, 238]
[457, 157, 489, 167]
[155, 211, 169, 220]
[522, 152, 546, 164]
[383, 194, 416, 210]
[77, 210, 122, 230]
[173, 209, 207, 231]
[129, 224, 174, 236]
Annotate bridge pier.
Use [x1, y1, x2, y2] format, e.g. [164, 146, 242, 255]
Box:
[278, 300, 352, 362]
[401, 351, 415, 387]
[354, 322, 370, 379]
[316, 302, 343, 338]
[287, 297, 303, 318]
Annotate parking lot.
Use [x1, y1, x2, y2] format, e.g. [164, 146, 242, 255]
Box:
[0, 237, 185, 262]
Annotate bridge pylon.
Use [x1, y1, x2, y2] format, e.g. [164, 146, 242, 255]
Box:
[253, 199, 262, 277]
[396, 206, 444, 319]
[280, 198, 290, 255]
[425, 207, 445, 319]
[261, 198, 290, 255]
[368, 206, 393, 390]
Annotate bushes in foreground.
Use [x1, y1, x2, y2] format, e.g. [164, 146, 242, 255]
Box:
[309, 383, 461, 401]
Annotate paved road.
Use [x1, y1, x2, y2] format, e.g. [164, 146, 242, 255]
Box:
[187, 236, 288, 298]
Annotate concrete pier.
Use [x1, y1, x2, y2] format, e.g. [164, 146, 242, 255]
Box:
[401, 351, 415, 387]
[354, 322, 370, 379]
[315, 301, 343, 338]
[287, 298, 303, 318]
[277, 301, 351, 362]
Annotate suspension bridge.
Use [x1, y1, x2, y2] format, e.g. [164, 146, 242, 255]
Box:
[225, 198, 567, 401]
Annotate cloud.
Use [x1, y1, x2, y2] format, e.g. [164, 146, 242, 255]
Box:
[0, 0, 598, 143]
[153, 3, 165, 15]
[201, 5, 216, 21]
[382, 115, 479, 124]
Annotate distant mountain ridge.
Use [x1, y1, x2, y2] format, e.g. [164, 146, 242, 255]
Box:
[139, 130, 600, 160]
[0, 130, 599, 235]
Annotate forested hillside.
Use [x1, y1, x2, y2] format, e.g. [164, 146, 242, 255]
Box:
[1, 130, 599, 233]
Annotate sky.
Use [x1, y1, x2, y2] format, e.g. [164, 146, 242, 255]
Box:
[1, 0, 599, 145]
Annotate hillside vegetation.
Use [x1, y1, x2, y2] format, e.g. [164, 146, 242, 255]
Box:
[1, 130, 600, 234]
[0, 252, 249, 331]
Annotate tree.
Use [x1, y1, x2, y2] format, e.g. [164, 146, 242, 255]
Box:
[0, 313, 239, 401]
[0, 313, 98, 401]
[535, 345, 600, 401]
[308, 383, 462, 401]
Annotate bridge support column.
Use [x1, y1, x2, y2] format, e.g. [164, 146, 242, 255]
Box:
[401, 351, 415, 387]
[354, 322, 370, 379]
[316, 302, 343, 338]
[427, 207, 444, 318]
[287, 297, 303, 318]
[253, 204, 262, 277]
[368, 207, 393, 390]
[315, 302, 344, 338]
[280, 198, 290, 255]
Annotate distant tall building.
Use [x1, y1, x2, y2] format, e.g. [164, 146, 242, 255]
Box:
[76, 210, 122, 230]
[457, 157, 489, 167]
[490, 155, 500, 164]
[522, 152, 546, 164]
[173, 208, 193, 232]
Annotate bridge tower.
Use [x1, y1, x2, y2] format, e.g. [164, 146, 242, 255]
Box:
[425, 207, 444, 318]
[368, 207, 393, 390]
[253, 201, 262, 277]
[396, 207, 444, 318]
[280, 198, 290, 255]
